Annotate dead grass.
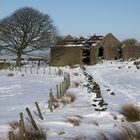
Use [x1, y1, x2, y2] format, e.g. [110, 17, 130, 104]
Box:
[23, 126, 46, 140]
[65, 92, 76, 102]
[66, 115, 83, 126]
[8, 122, 47, 140]
[7, 73, 14, 77]
[8, 121, 19, 130]
[72, 82, 80, 88]
[73, 72, 79, 76]
[66, 117, 81, 126]
[114, 123, 140, 140]
[110, 113, 117, 120]
[121, 104, 140, 122]
[96, 132, 108, 140]
[60, 92, 76, 105]
[74, 136, 86, 140]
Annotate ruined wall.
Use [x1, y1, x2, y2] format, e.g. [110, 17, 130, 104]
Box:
[101, 33, 122, 60]
[50, 47, 82, 66]
[122, 45, 140, 60]
[90, 46, 99, 65]
[0, 62, 10, 69]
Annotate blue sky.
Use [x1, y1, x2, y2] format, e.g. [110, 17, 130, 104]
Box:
[0, 0, 140, 41]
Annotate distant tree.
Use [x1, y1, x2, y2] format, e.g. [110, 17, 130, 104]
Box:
[0, 7, 57, 66]
[122, 38, 137, 46]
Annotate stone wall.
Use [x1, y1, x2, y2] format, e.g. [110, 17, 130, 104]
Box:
[90, 46, 99, 65]
[122, 45, 140, 60]
[0, 62, 10, 69]
[100, 33, 122, 60]
[50, 47, 82, 66]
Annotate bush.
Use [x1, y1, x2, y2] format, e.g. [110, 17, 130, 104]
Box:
[121, 104, 140, 122]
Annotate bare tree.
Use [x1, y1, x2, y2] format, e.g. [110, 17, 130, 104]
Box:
[122, 38, 137, 46]
[0, 7, 57, 66]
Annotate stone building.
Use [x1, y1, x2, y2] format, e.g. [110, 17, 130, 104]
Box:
[50, 33, 140, 66]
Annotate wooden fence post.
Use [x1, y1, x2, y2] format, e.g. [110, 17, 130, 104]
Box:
[37, 67, 39, 74]
[30, 67, 32, 73]
[19, 112, 25, 134]
[68, 73, 70, 88]
[62, 81, 64, 96]
[25, 107, 38, 130]
[9, 131, 14, 140]
[56, 84, 59, 99]
[35, 101, 44, 120]
[59, 83, 62, 98]
[19, 120, 24, 140]
[49, 89, 53, 112]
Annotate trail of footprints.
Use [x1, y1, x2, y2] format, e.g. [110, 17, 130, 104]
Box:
[81, 66, 108, 111]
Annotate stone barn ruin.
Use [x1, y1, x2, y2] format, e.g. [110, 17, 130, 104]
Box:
[50, 33, 140, 66]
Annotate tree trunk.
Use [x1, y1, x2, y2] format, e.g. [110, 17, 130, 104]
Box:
[16, 53, 21, 67]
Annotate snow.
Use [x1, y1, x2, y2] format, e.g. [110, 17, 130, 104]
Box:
[0, 60, 140, 139]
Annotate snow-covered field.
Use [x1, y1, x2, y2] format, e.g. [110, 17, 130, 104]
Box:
[0, 60, 140, 139]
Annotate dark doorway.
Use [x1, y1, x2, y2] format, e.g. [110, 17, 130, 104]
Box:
[98, 46, 104, 58]
[82, 49, 90, 65]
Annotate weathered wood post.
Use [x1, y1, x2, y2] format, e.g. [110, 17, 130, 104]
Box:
[63, 77, 67, 93]
[25, 107, 38, 130]
[56, 84, 59, 99]
[19, 112, 25, 134]
[59, 83, 62, 98]
[49, 89, 53, 112]
[62, 81, 64, 96]
[30, 67, 32, 74]
[19, 120, 24, 140]
[9, 131, 14, 140]
[68, 73, 70, 88]
[64, 72, 69, 89]
[35, 101, 44, 120]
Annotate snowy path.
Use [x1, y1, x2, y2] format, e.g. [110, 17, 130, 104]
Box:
[86, 61, 140, 110]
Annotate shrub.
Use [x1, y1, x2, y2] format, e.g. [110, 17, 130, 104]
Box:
[121, 104, 140, 122]
[66, 115, 83, 126]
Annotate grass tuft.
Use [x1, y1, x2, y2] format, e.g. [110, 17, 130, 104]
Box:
[121, 104, 140, 122]
[59, 92, 76, 106]
[66, 115, 83, 126]
[72, 82, 80, 88]
[8, 123, 47, 140]
[8, 121, 19, 130]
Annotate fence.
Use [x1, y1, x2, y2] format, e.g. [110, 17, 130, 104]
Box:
[8, 71, 70, 140]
